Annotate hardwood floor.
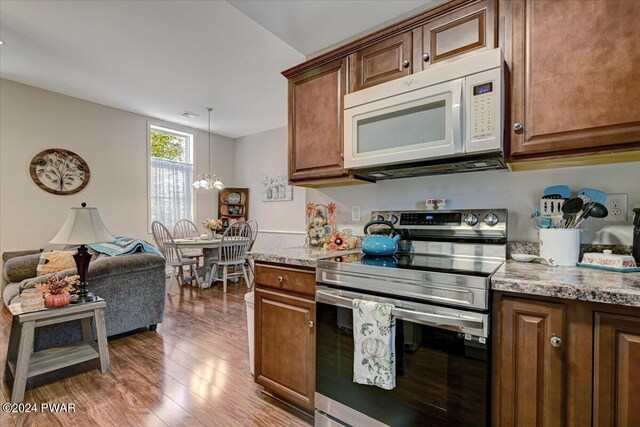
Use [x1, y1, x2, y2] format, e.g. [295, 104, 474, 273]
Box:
[0, 280, 313, 427]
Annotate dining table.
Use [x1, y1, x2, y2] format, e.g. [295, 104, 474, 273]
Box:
[172, 237, 249, 288]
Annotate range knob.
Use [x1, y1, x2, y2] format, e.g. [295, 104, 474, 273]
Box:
[376, 214, 385, 221]
[389, 214, 399, 225]
[484, 213, 499, 227]
[464, 213, 479, 226]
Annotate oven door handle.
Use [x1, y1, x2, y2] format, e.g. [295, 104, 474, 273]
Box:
[316, 289, 485, 331]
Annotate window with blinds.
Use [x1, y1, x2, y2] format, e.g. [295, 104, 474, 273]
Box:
[148, 124, 194, 232]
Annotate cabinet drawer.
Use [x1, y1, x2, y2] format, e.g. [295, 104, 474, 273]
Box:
[255, 264, 315, 297]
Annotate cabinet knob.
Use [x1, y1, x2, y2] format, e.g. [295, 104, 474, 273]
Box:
[278, 275, 284, 283]
[402, 59, 410, 68]
[513, 122, 524, 132]
[550, 336, 562, 347]
[309, 321, 315, 328]
[423, 53, 430, 62]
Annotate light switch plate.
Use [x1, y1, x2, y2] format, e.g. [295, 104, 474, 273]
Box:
[605, 193, 628, 222]
[351, 205, 361, 222]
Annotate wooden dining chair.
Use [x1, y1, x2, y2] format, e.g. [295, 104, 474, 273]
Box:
[245, 220, 258, 283]
[208, 221, 252, 292]
[173, 219, 204, 263]
[151, 221, 201, 293]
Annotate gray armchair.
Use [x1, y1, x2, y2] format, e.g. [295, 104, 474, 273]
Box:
[2, 249, 166, 351]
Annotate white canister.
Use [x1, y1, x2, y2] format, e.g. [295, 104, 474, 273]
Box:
[539, 228, 581, 266]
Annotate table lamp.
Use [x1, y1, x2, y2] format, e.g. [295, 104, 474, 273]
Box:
[50, 203, 114, 303]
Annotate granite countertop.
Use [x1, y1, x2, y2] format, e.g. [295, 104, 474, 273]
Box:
[492, 260, 640, 308]
[248, 247, 360, 268]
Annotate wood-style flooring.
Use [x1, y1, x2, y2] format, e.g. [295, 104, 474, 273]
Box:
[0, 279, 313, 427]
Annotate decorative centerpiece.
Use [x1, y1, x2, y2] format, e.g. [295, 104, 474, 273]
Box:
[202, 218, 224, 239]
[35, 275, 79, 308]
[306, 202, 336, 248]
[322, 229, 359, 251]
[20, 289, 44, 311]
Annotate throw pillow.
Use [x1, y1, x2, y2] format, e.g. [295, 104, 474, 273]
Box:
[36, 250, 77, 276]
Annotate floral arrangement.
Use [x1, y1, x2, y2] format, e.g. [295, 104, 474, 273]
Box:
[202, 218, 223, 231]
[35, 274, 79, 296]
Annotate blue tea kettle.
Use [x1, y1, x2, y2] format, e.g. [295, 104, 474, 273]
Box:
[362, 220, 401, 256]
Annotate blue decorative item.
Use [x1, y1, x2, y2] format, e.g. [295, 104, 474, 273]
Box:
[361, 220, 400, 256]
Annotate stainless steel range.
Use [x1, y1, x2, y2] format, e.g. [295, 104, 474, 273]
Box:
[314, 209, 507, 427]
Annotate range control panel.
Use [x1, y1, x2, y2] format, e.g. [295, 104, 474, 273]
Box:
[470, 82, 496, 141]
[400, 212, 462, 226]
[370, 209, 508, 240]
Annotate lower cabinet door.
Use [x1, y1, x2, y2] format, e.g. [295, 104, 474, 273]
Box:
[255, 288, 315, 410]
[495, 297, 566, 427]
[593, 312, 640, 427]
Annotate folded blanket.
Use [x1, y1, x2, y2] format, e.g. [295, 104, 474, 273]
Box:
[89, 236, 163, 258]
[352, 299, 396, 390]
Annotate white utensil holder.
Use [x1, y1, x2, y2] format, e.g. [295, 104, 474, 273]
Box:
[539, 229, 581, 266]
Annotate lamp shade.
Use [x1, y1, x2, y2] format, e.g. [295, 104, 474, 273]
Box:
[50, 206, 114, 245]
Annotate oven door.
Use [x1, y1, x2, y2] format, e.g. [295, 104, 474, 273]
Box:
[344, 79, 463, 169]
[315, 287, 490, 427]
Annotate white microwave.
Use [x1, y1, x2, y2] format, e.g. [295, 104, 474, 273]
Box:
[344, 49, 504, 172]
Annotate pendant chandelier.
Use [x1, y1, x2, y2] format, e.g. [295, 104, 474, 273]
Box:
[192, 107, 224, 190]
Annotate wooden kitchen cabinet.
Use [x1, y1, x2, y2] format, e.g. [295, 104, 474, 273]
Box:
[494, 296, 566, 427]
[494, 292, 640, 427]
[254, 263, 316, 410]
[593, 312, 640, 427]
[502, 0, 640, 161]
[287, 58, 350, 185]
[420, 0, 495, 70]
[348, 32, 413, 92]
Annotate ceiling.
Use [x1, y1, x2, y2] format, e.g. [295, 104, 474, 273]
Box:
[228, 0, 440, 57]
[1, 0, 440, 138]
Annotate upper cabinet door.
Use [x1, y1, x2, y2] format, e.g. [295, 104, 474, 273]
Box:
[593, 312, 640, 427]
[348, 32, 413, 92]
[503, 0, 640, 157]
[420, 0, 496, 70]
[288, 58, 349, 183]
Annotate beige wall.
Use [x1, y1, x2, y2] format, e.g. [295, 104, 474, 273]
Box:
[0, 79, 235, 254]
[233, 127, 306, 251]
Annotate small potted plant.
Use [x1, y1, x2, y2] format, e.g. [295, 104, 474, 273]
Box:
[35, 275, 79, 308]
[202, 218, 224, 239]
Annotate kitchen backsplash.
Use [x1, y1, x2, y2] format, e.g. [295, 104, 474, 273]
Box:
[306, 161, 640, 246]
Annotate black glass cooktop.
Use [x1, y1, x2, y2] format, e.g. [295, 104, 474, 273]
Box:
[322, 252, 502, 277]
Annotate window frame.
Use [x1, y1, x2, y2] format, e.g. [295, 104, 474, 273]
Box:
[147, 120, 196, 234]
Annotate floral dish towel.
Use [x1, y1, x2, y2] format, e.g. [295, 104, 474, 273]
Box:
[352, 299, 396, 390]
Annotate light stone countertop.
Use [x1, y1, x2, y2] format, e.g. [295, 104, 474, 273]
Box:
[492, 260, 640, 308]
[248, 247, 360, 268]
[249, 247, 640, 308]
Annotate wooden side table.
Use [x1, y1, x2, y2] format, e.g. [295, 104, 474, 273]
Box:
[3, 298, 110, 403]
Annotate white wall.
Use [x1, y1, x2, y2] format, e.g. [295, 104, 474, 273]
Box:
[233, 125, 639, 246]
[233, 127, 306, 251]
[308, 162, 640, 245]
[0, 79, 235, 254]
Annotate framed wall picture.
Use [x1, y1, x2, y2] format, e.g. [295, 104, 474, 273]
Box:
[29, 148, 90, 195]
[262, 174, 292, 202]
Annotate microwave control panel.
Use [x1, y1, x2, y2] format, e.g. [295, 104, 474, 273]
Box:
[470, 82, 496, 141]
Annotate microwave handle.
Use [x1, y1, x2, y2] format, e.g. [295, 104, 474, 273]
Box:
[451, 79, 463, 153]
[316, 288, 484, 331]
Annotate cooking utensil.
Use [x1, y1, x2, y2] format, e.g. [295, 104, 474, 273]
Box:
[540, 197, 564, 217]
[633, 208, 640, 262]
[561, 197, 583, 228]
[511, 253, 558, 266]
[543, 185, 572, 199]
[577, 188, 606, 205]
[573, 202, 608, 228]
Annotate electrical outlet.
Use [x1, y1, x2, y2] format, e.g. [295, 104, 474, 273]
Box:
[351, 205, 361, 222]
[605, 193, 628, 222]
